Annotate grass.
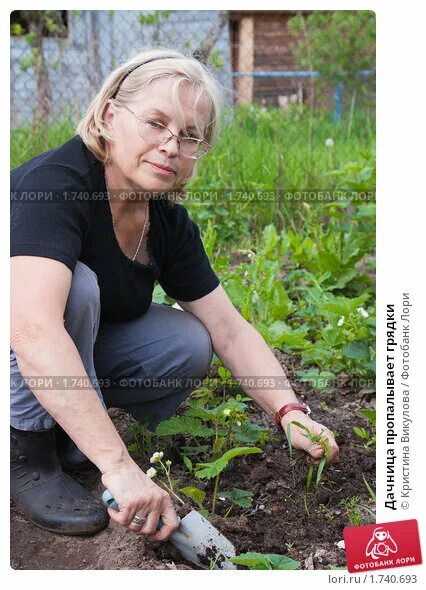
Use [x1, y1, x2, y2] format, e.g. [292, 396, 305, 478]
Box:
[11, 105, 375, 248]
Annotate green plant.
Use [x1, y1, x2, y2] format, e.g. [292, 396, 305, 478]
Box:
[179, 486, 208, 518]
[194, 447, 262, 515]
[340, 494, 375, 526]
[155, 383, 271, 463]
[362, 473, 376, 503]
[229, 552, 300, 570]
[147, 452, 185, 506]
[127, 417, 157, 459]
[217, 488, 254, 517]
[353, 408, 376, 450]
[287, 421, 330, 490]
[286, 420, 331, 516]
[339, 496, 363, 527]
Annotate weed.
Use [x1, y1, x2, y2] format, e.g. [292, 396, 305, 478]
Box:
[286, 420, 331, 516]
[353, 408, 376, 450]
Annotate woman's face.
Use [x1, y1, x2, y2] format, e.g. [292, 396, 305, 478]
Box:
[104, 77, 210, 191]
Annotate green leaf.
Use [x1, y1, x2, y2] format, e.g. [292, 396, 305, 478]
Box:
[286, 422, 293, 458]
[265, 554, 301, 570]
[218, 365, 230, 380]
[316, 456, 327, 486]
[306, 464, 314, 491]
[212, 436, 226, 457]
[195, 447, 262, 479]
[290, 420, 310, 433]
[195, 458, 228, 479]
[220, 446, 263, 463]
[358, 408, 376, 424]
[185, 407, 216, 422]
[230, 552, 300, 570]
[262, 224, 280, 253]
[155, 416, 214, 438]
[233, 422, 271, 445]
[230, 552, 272, 569]
[219, 488, 253, 508]
[353, 426, 369, 439]
[318, 293, 370, 316]
[179, 486, 205, 508]
[343, 341, 371, 360]
[362, 473, 376, 502]
[183, 455, 193, 473]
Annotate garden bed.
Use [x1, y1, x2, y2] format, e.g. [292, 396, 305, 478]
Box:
[10, 349, 375, 570]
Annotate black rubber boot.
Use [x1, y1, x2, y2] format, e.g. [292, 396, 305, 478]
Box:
[10, 426, 109, 536]
[55, 424, 95, 473]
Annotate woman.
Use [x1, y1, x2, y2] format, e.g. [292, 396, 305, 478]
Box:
[10, 48, 339, 541]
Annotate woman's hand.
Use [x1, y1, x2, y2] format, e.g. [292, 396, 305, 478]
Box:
[101, 461, 179, 541]
[280, 410, 339, 464]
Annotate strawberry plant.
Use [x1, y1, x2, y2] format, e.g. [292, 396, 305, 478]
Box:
[230, 552, 300, 570]
[194, 446, 262, 515]
[217, 488, 254, 517]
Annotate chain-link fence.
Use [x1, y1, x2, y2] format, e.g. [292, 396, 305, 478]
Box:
[10, 10, 375, 129]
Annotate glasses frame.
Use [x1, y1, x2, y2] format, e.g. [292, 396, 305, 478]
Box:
[119, 104, 212, 160]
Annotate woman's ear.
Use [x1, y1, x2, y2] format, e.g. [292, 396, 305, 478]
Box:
[102, 100, 115, 132]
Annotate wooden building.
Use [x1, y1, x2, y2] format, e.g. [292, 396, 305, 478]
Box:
[229, 10, 312, 106]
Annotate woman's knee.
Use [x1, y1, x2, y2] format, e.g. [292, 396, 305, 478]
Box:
[181, 314, 213, 377]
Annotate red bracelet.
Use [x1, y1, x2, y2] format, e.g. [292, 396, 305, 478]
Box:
[274, 403, 311, 428]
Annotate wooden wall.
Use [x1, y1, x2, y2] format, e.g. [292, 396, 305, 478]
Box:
[230, 11, 314, 106]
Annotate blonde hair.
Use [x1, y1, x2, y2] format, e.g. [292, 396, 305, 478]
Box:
[77, 48, 224, 204]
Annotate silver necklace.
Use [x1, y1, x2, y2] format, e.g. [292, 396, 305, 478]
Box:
[105, 175, 149, 262]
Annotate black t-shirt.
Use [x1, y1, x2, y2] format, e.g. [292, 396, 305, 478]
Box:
[11, 136, 220, 322]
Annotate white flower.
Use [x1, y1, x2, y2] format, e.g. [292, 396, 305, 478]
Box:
[223, 408, 232, 417]
[236, 421, 242, 427]
[357, 306, 369, 318]
[325, 138, 334, 148]
[337, 316, 345, 326]
[146, 467, 157, 479]
[150, 451, 164, 464]
[247, 252, 252, 259]
[244, 270, 248, 276]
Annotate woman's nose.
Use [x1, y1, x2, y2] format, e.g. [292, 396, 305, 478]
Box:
[159, 135, 180, 156]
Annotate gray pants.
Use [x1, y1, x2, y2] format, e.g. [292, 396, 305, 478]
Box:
[10, 261, 213, 432]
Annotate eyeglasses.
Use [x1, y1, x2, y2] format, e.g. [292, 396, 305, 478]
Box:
[120, 105, 212, 159]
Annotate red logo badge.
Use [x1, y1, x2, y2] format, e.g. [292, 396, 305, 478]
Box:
[344, 520, 422, 573]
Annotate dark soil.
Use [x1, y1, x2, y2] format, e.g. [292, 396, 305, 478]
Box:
[10, 349, 375, 570]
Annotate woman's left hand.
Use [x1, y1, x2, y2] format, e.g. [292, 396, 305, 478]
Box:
[280, 410, 339, 464]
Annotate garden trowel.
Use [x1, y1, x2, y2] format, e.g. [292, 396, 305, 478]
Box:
[102, 489, 236, 570]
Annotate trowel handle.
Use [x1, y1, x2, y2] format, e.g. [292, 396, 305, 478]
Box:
[102, 489, 181, 530]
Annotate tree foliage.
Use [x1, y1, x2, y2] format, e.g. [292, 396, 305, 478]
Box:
[288, 11, 375, 88]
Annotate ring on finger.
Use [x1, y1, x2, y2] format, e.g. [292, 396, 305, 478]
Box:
[132, 515, 147, 525]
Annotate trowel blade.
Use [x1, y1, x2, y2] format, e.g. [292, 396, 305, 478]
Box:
[170, 510, 237, 570]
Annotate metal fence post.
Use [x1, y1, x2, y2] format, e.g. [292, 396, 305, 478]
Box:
[334, 81, 342, 124]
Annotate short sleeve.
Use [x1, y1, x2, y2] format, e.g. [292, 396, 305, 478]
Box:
[158, 204, 220, 301]
[10, 165, 90, 272]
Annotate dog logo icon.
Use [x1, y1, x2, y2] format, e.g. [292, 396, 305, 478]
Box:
[366, 527, 398, 560]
